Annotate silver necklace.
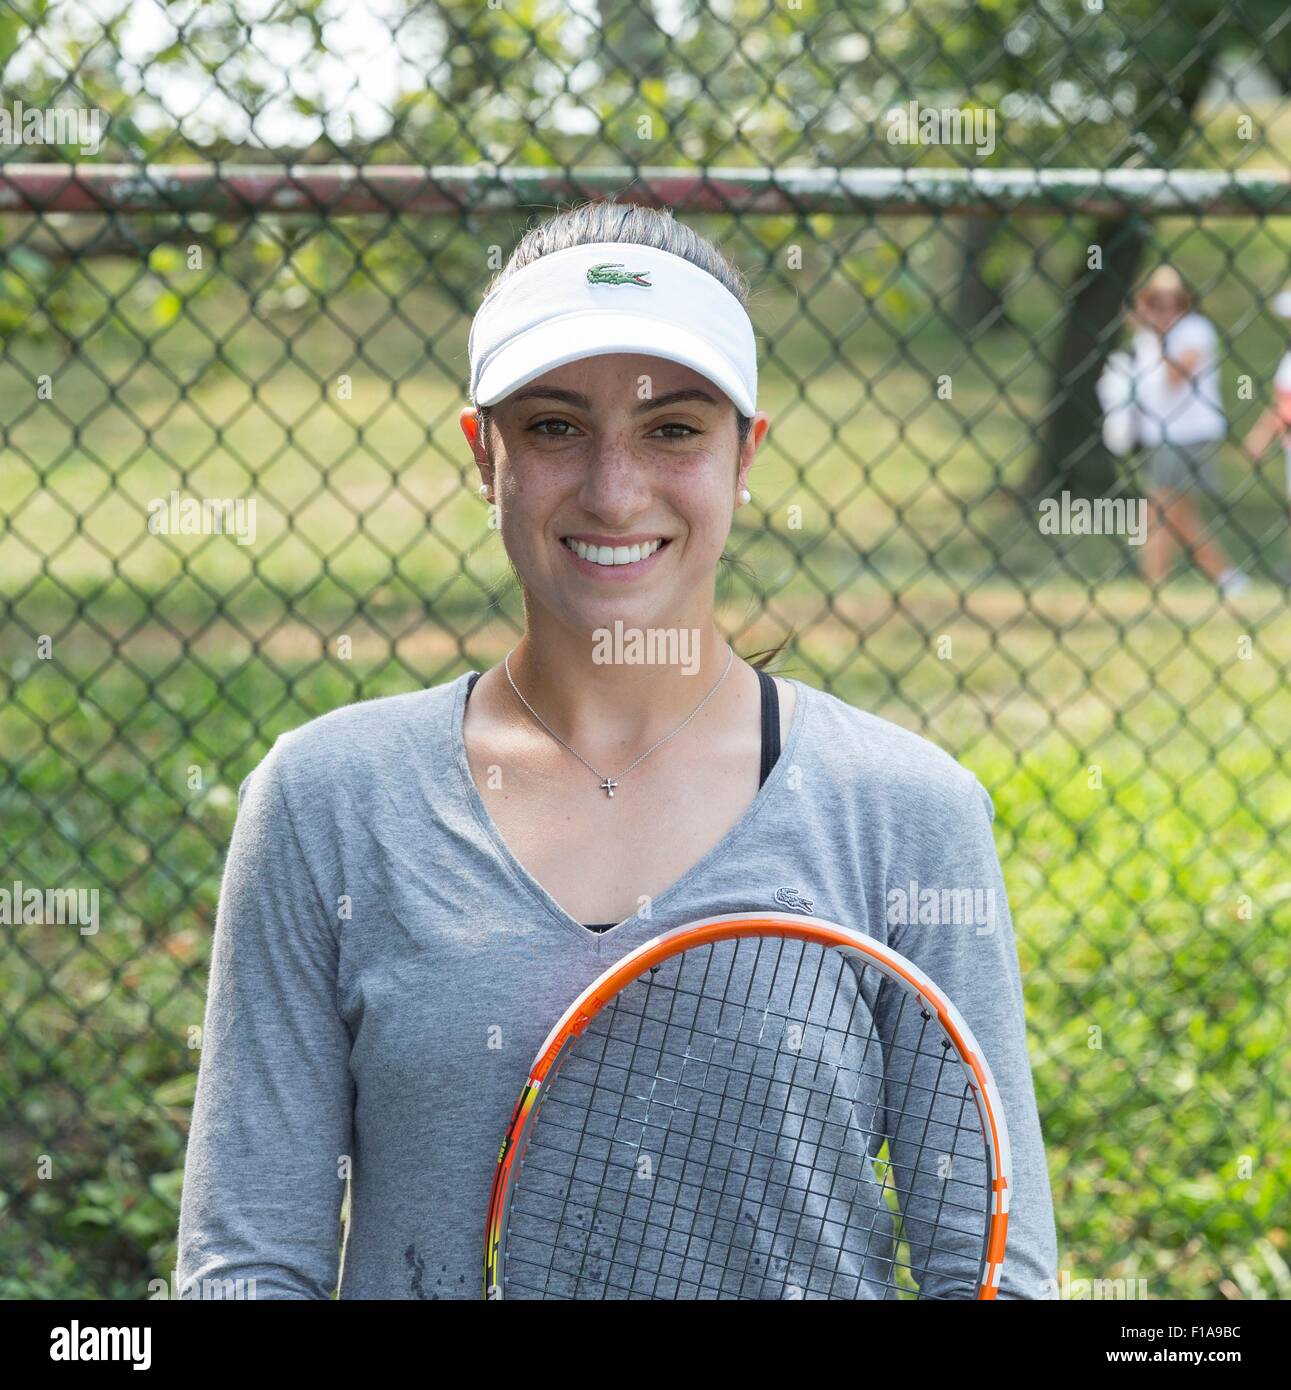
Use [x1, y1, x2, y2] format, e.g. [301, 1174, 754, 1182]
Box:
[503, 644, 735, 798]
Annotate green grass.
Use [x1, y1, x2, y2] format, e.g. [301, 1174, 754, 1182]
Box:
[2, 219, 1290, 1297]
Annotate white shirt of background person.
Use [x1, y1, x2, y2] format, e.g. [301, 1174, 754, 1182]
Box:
[1132, 312, 1227, 447]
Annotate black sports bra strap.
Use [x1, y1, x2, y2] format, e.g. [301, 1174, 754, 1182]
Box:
[757, 667, 781, 787]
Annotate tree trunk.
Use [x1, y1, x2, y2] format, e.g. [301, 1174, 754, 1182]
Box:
[952, 214, 1004, 333]
[1023, 216, 1150, 499]
[1026, 59, 1214, 498]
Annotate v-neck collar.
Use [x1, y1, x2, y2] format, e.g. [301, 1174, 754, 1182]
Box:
[450, 667, 810, 945]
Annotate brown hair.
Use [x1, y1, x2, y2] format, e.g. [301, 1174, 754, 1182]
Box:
[474, 200, 791, 673]
[1134, 265, 1193, 316]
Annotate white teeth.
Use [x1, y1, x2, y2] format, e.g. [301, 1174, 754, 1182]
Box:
[564, 538, 664, 566]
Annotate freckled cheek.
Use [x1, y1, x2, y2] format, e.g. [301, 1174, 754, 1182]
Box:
[672, 475, 733, 530]
[497, 471, 565, 527]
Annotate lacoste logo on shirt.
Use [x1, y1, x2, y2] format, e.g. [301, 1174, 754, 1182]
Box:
[773, 886, 814, 914]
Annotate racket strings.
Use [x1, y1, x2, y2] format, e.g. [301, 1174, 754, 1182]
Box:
[583, 952, 985, 1090]
[506, 1104, 982, 1297]
[532, 986, 985, 1155]
[510, 1020, 984, 1296]
[503, 936, 991, 1299]
[511, 962, 984, 1297]
[585, 932, 862, 1298]
[585, 951, 981, 1299]
[522, 974, 989, 1221]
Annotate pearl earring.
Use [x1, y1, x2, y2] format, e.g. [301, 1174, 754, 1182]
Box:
[478, 484, 490, 499]
[738, 487, 751, 505]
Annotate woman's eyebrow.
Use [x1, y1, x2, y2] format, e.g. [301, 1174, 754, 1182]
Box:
[632, 389, 721, 414]
[507, 386, 721, 413]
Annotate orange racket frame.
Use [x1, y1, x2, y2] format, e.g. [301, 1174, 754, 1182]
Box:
[484, 911, 1011, 1299]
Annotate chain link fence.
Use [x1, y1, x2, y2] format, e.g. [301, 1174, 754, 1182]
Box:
[2, 0, 1289, 1299]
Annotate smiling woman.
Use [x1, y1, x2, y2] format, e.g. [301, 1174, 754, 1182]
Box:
[174, 201, 1058, 1301]
[469, 208, 766, 618]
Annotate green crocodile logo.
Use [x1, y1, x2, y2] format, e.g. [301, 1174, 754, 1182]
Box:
[586, 262, 652, 287]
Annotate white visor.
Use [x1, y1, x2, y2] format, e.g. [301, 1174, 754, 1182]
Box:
[468, 242, 757, 417]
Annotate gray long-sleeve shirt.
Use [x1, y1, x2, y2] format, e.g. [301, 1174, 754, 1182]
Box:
[176, 671, 1058, 1299]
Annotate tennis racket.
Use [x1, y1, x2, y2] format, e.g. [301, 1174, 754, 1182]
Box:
[484, 912, 1010, 1300]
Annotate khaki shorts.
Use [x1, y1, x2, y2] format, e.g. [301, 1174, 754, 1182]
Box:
[1141, 440, 1221, 497]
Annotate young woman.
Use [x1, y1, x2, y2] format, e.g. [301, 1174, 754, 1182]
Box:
[176, 203, 1058, 1299]
[1128, 266, 1247, 593]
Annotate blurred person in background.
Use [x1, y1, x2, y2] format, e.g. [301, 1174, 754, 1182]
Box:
[1240, 282, 1291, 586]
[1128, 266, 1248, 596]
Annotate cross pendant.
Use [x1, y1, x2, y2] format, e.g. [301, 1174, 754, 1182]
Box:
[600, 777, 618, 798]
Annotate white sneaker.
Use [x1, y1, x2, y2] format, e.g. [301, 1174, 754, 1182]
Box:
[1218, 568, 1251, 597]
